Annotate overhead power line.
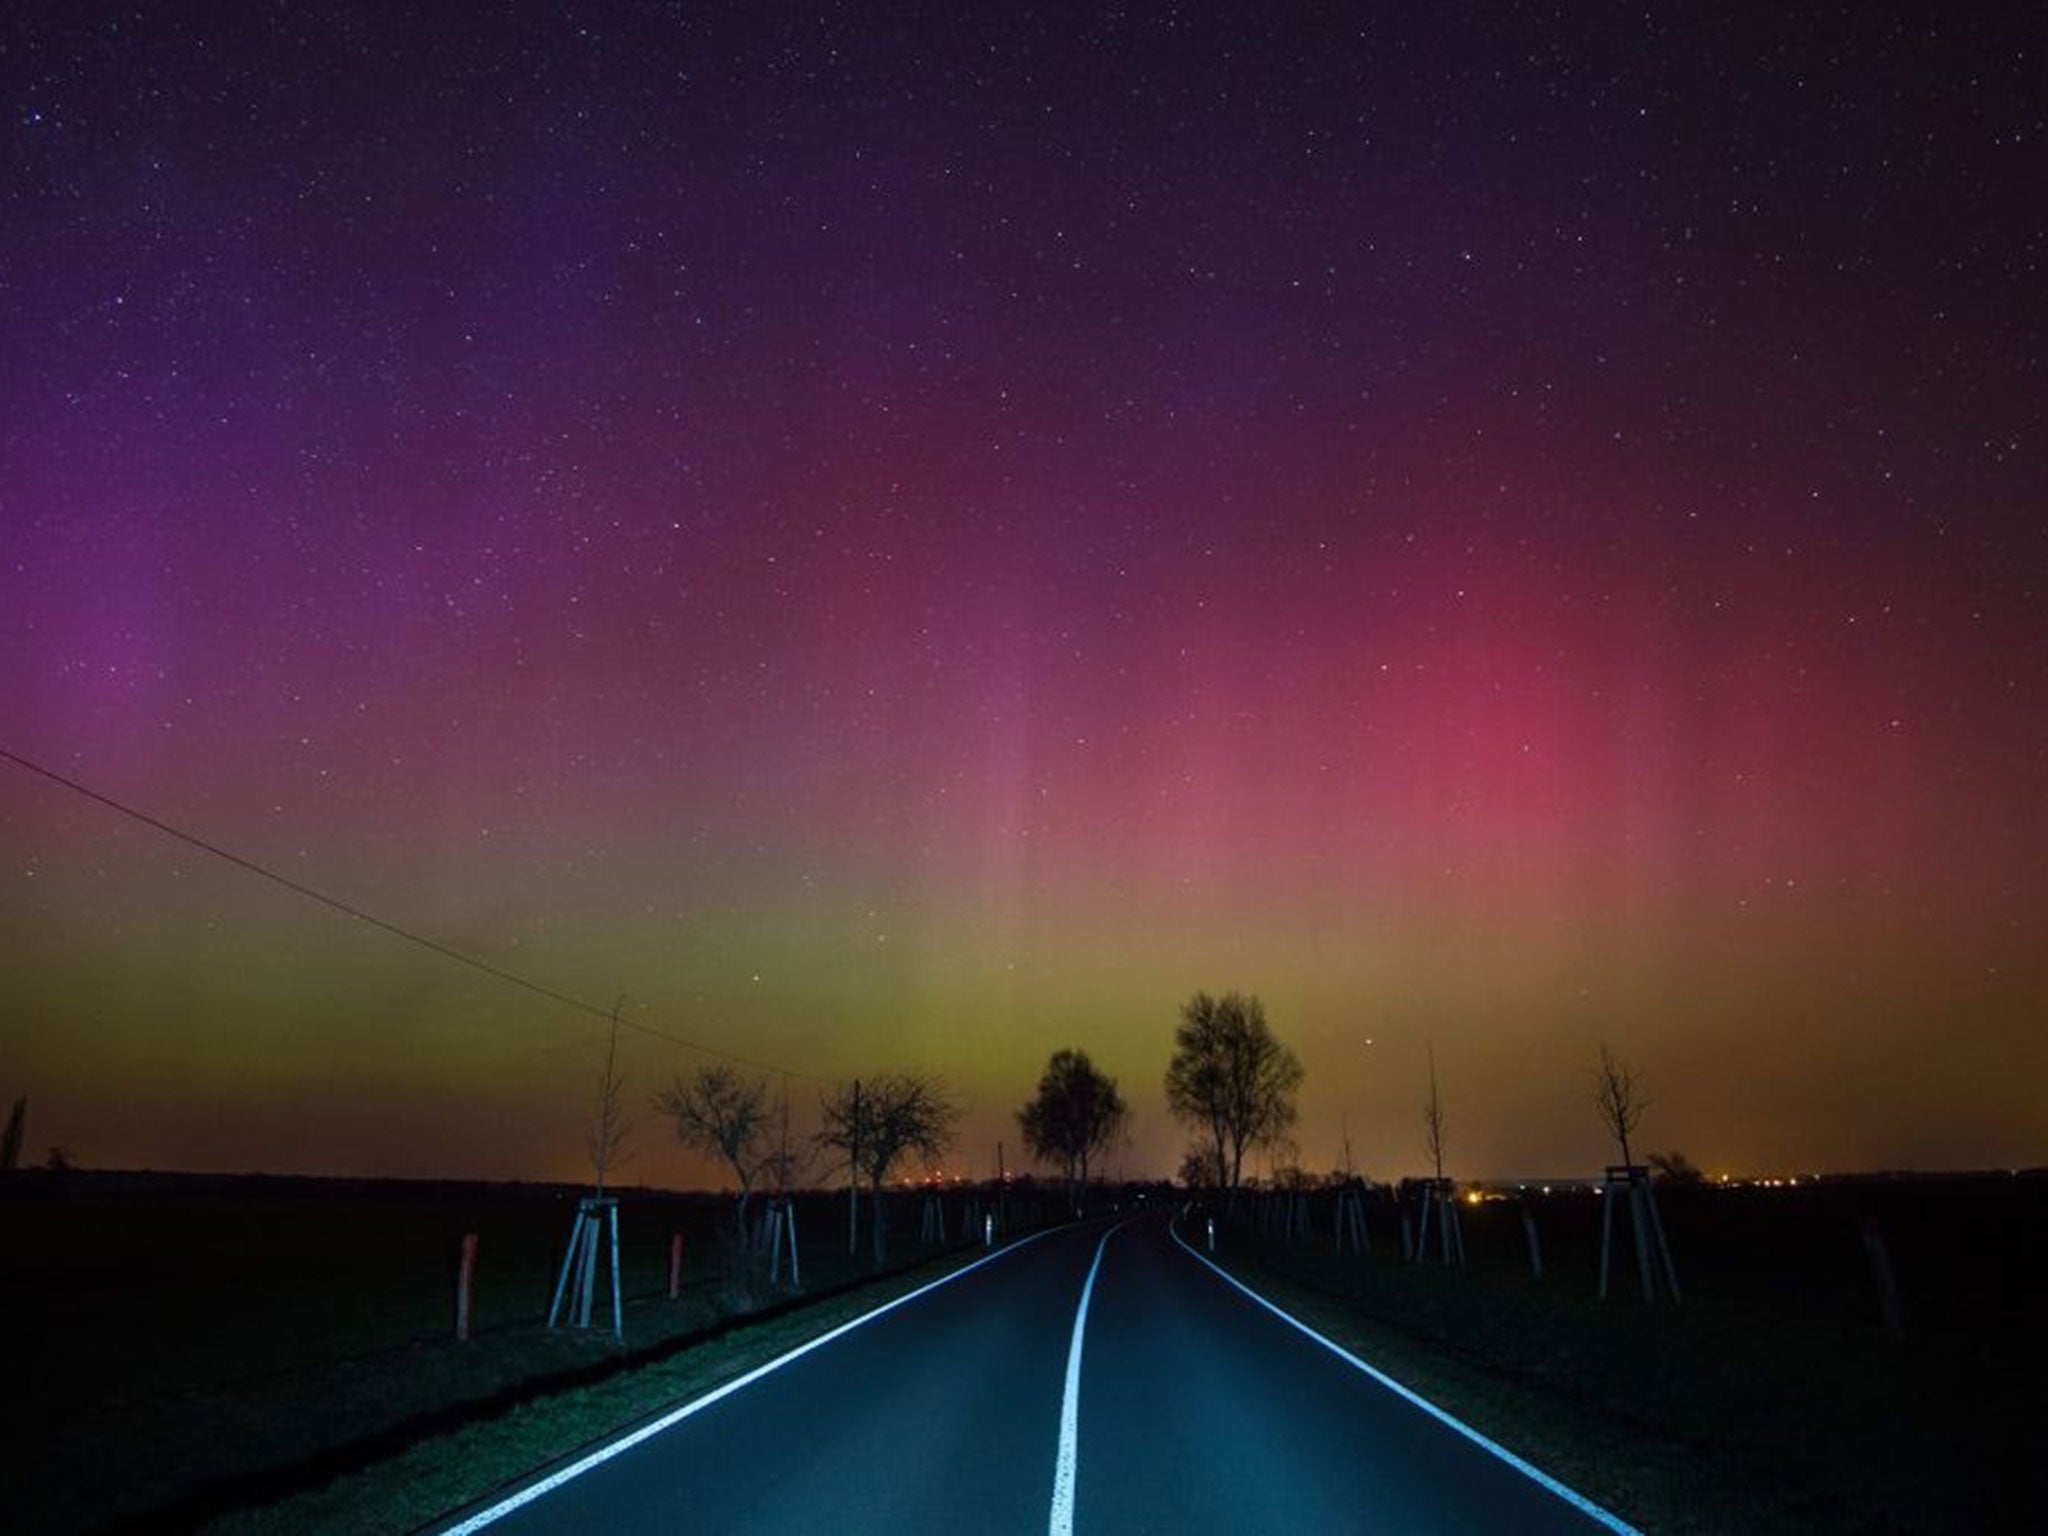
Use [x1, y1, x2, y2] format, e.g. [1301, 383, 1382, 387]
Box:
[0, 744, 827, 1084]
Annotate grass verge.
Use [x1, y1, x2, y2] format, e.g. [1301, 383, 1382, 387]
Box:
[206, 1241, 1000, 1535]
[1193, 1238, 1748, 1535]
[1202, 1210, 2040, 1536]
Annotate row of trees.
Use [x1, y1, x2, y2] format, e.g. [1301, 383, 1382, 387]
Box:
[602, 993, 1673, 1255]
[1027, 995, 1626, 1202]
[626, 991, 1301, 1243]
[641, 1067, 956, 1264]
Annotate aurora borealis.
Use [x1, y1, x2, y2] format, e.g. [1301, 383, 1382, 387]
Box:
[2, 5, 2042, 1187]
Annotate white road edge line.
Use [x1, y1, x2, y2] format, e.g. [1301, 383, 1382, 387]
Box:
[1048, 1222, 1121, 1536]
[439, 1224, 1067, 1534]
[1168, 1219, 1641, 1536]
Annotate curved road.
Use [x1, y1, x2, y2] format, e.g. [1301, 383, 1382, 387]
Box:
[437, 1212, 1631, 1535]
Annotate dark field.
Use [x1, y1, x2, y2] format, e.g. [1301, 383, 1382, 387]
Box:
[1217, 1173, 2048, 1535]
[6, 1171, 2041, 1534]
[0, 1172, 1011, 1533]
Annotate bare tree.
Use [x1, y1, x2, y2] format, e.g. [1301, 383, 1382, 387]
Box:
[1177, 1142, 1225, 1193]
[1164, 991, 1304, 1206]
[816, 1073, 958, 1264]
[584, 1002, 633, 1196]
[1594, 1043, 1648, 1169]
[759, 1082, 812, 1195]
[0, 1096, 24, 1173]
[1017, 1049, 1129, 1205]
[1422, 1044, 1447, 1182]
[1265, 1132, 1303, 1184]
[655, 1065, 772, 1237]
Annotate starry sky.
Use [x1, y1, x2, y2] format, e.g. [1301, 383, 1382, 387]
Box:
[3, 4, 2043, 1187]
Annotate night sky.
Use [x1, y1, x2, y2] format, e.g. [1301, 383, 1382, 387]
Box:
[3, 4, 2043, 1187]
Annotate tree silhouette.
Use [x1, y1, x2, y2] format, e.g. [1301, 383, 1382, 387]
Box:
[1018, 1048, 1128, 1204]
[1165, 991, 1303, 1206]
[0, 1096, 23, 1173]
[817, 1073, 957, 1263]
[1594, 1043, 1647, 1168]
[1177, 1142, 1224, 1192]
[655, 1065, 771, 1238]
[1422, 1045, 1448, 1182]
[583, 1002, 633, 1197]
[759, 1083, 812, 1196]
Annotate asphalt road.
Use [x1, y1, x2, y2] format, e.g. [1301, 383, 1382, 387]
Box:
[441, 1211, 1630, 1535]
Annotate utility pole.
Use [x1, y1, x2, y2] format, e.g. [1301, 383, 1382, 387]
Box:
[997, 1139, 1006, 1233]
[595, 999, 622, 1198]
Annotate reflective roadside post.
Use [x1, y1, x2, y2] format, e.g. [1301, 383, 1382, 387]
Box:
[1205, 1216, 1215, 1253]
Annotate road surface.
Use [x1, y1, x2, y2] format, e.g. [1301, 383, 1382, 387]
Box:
[437, 1212, 1631, 1534]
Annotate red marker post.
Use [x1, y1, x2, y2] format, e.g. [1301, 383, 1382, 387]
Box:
[668, 1230, 684, 1300]
[455, 1232, 479, 1341]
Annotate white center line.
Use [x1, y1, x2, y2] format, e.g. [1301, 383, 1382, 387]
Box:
[1049, 1222, 1121, 1536]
